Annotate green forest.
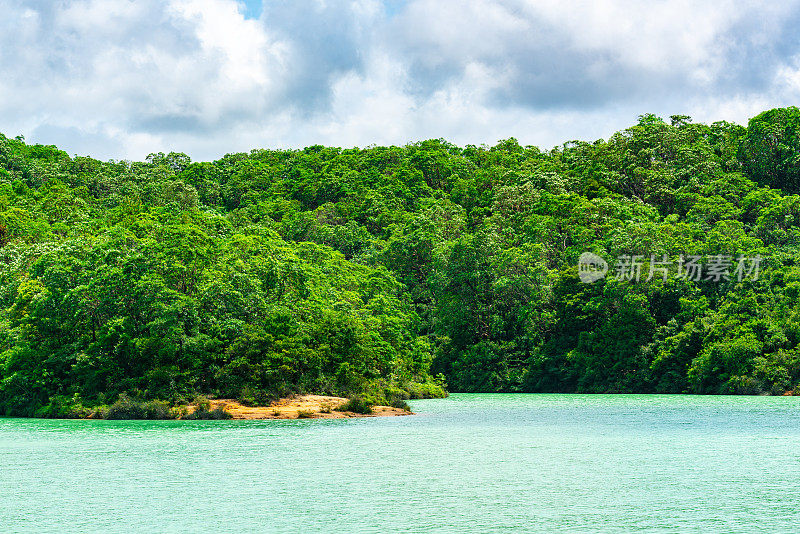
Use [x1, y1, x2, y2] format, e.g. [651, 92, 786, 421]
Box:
[2, 107, 800, 417]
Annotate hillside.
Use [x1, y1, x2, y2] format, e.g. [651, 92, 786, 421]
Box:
[2, 108, 800, 416]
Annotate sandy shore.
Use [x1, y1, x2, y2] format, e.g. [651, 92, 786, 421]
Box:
[188, 395, 412, 419]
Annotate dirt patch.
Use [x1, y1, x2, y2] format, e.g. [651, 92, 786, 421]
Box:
[188, 395, 412, 420]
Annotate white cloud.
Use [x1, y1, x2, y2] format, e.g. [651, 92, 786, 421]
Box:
[1, 0, 799, 161]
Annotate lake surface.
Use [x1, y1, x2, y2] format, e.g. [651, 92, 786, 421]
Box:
[2, 394, 800, 533]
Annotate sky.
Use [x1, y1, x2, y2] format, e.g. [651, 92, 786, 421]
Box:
[1, 0, 799, 162]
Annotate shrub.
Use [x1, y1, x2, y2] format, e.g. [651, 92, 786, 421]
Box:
[403, 381, 448, 399]
[337, 397, 373, 414]
[382, 386, 414, 410]
[35, 394, 93, 419]
[384, 386, 410, 402]
[105, 394, 174, 420]
[296, 410, 315, 419]
[237, 387, 272, 407]
[193, 395, 211, 412]
[186, 406, 233, 420]
[390, 399, 411, 411]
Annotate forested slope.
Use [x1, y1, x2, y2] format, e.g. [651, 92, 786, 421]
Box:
[2, 107, 800, 416]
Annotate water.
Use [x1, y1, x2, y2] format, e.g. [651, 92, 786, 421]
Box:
[2, 394, 800, 533]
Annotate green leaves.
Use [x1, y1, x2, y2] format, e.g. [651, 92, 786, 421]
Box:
[741, 107, 800, 192]
[5, 107, 800, 416]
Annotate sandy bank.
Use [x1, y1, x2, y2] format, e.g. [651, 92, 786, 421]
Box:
[188, 395, 412, 420]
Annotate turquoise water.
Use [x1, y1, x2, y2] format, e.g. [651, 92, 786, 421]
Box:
[3, 394, 800, 533]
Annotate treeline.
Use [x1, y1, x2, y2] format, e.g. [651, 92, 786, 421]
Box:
[2, 108, 800, 416]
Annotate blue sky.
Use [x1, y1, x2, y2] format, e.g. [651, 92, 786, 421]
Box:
[241, 0, 262, 18]
[1, 0, 799, 161]
[241, 0, 407, 19]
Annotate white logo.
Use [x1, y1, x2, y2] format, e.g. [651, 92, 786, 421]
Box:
[578, 252, 608, 283]
[577, 252, 762, 283]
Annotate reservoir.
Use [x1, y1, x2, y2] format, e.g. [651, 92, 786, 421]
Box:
[3, 394, 800, 532]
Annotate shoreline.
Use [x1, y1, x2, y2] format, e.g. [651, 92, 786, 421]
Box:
[189, 395, 413, 420]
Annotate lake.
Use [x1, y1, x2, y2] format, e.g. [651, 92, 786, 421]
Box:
[2, 394, 800, 533]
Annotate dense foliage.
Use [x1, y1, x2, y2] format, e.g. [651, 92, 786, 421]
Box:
[3, 107, 800, 416]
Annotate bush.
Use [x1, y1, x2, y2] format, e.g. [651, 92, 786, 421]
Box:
[186, 406, 233, 420]
[383, 386, 411, 401]
[35, 394, 94, 419]
[194, 395, 211, 412]
[237, 387, 272, 407]
[403, 381, 448, 399]
[104, 394, 174, 420]
[296, 410, 315, 419]
[337, 397, 373, 414]
[389, 399, 411, 411]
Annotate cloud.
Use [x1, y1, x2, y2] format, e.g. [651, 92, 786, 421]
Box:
[0, 0, 289, 157]
[0, 0, 799, 161]
[259, 0, 380, 113]
[389, 0, 800, 110]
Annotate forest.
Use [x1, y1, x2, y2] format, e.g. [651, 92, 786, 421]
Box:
[2, 107, 800, 417]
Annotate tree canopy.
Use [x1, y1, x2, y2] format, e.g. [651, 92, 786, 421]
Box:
[2, 107, 800, 416]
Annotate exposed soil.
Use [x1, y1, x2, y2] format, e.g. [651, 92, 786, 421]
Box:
[187, 394, 412, 420]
